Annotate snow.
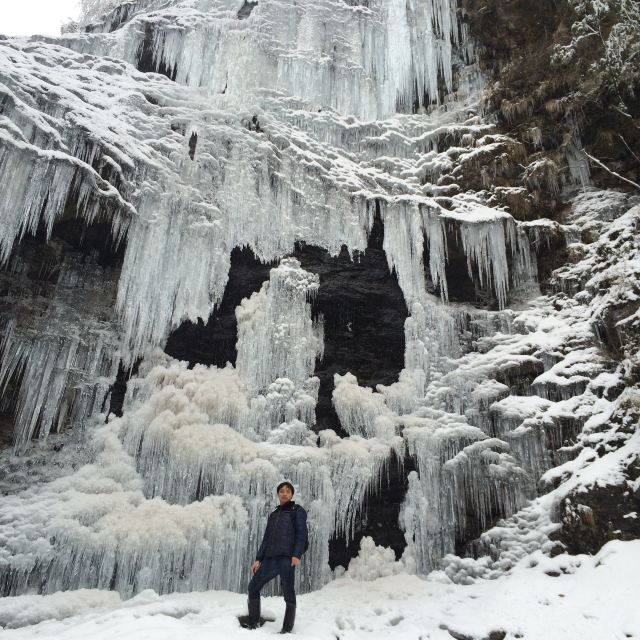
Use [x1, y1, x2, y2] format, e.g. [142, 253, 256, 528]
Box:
[1, 539, 639, 638]
[555, 425, 640, 498]
[0, 589, 121, 629]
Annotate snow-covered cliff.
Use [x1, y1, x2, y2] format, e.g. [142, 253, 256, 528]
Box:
[0, 0, 637, 603]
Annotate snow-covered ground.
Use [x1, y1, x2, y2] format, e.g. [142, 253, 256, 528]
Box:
[1, 539, 638, 639]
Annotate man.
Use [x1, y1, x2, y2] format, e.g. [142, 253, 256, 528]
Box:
[239, 481, 308, 633]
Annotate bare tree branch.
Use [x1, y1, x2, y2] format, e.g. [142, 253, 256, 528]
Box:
[618, 135, 640, 166]
[582, 149, 640, 191]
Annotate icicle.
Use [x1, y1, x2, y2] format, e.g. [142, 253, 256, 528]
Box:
[0, 133, 130, 265]
[388, 0, 467, 110]
[444, 206, 537, 309]
[400, 413, 530, 573]
[0, 258, 120, 451]
[381, 200, 428, 304]
[115, 202, 233, 363]
[84, 0, 472, 120]
[504, 421, 552, 482]
[320, 429, 405, 541]
[444, 438, 530, 534]
[379, 199, 534, 311]
[400, 415, 484, 573]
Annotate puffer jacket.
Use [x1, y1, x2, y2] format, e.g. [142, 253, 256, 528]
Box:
[256, 501, 308, 561]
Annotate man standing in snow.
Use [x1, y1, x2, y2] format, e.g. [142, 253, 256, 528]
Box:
[239, 481, 308, 633]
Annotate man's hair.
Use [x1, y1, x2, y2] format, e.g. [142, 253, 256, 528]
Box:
[276, 481, 295, 495]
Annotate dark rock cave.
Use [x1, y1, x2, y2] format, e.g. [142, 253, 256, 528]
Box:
[164, 215, 412, 568]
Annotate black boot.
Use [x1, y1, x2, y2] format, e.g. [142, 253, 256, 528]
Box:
[238, 597, 262, 629]
[280, 603, 296, 634]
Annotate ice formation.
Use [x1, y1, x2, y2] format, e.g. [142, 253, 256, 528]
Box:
[399, 412, 530, 573]
[343, 536, 404, 582]
[0, 259, 402, 595]
[0, 256, 121, 451]
[69, 0, 472, 121]
[1, 0, 632, 602]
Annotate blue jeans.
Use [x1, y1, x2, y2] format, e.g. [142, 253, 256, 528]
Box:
[248, 556, 296, 604]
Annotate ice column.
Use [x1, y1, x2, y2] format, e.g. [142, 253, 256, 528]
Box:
[236, 258, 323, 396]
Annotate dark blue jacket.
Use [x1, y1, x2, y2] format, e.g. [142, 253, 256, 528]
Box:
[256, 501, 307, 561]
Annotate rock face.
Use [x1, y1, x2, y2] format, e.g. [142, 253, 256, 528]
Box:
[295, 217, 408, 434]
[559, 480, 640, 555]
[0, 0, 638, 598]
[454, 2, 640, 559]
[464, 0, 640, 209]
[556, 389, 640, 553]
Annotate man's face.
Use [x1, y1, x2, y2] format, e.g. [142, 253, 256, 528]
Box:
[277, 485, 293, 505]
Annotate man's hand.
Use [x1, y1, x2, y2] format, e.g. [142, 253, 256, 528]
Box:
[251, 560, 261, 575]
[291, 557, 300, 567]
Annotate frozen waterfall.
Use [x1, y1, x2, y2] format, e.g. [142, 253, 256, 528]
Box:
[0, 0, 550, 598]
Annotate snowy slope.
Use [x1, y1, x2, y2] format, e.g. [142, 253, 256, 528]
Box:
[1, 539, 639, 639]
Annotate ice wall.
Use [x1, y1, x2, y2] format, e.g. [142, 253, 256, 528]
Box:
[0, 28, 534, 365]
[0, 260, 402, 595]
[68, 0, 472, 121]
[0, 0, 559, 598]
